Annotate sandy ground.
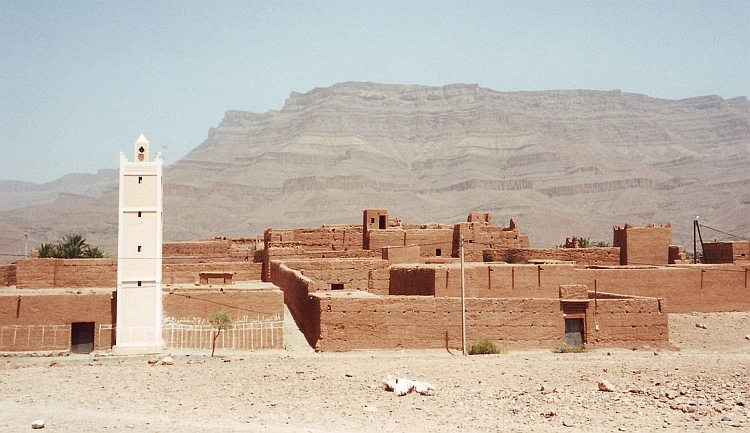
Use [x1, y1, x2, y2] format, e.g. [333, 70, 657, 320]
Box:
[2, 311, 750, 433]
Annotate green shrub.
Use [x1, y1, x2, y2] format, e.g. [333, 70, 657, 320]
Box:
[468, 339, 502, 355]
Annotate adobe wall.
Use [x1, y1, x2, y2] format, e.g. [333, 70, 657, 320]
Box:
[389, 262, 750, 313]
[264, 225, 363, 251]
[163, 239, 231, 259]
[269, 262, 320, 347]
[163, 289, 282, 322]
[15, 258, 262, 289]
[0, 264, 16, 287]
[453, 219, 530, 261]
[703, 241, 750, 264]
[162, 262, 262, 285]
[613, 224, 672, 265]
[483, 247, 620, 266]
[0, 291, 114, 351]
[312, 294, 668, 351]
[382, 245, 421, 265]
[262, 247, 380, 282]
[272, 258, 390, 295]
[366, 228, 453, 258]
[16, 258, 117, 289]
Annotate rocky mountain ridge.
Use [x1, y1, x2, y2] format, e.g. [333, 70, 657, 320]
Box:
[1, 82, 748, 263]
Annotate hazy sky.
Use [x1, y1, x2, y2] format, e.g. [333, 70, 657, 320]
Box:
[1, 1, 748, 183]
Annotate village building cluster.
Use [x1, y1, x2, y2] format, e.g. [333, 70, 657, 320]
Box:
[1, 137, 749, 355]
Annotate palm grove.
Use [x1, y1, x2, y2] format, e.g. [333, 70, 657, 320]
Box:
[36, 234, 107, 258]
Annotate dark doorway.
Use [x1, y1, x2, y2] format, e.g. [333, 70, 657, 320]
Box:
[378, 215, 386, 229]
[564, 318, 583, 347]
[71, 322, 95, 354]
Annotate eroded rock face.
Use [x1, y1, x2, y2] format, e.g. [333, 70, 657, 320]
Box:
[1, 82, 749, 259]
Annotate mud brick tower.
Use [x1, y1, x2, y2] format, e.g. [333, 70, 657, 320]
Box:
[113, 134, 163, 355]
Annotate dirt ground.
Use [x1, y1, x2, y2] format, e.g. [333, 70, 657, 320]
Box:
[3, 312, 750, 432]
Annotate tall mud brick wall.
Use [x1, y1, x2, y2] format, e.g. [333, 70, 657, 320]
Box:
[273, 258, 390, 295]
[16, 258, 117, 289]
[613, 224, 671, 265]
[388, 262, 750, 313]
[0, 264, 16, 287]
[366, 228, 453, 258]
[0, 291, 115, 351]
[270, 262, 319, 347]
[163, 289, 283, 323]
[703, 241, 750, 264]
[312, 295, 668, 351]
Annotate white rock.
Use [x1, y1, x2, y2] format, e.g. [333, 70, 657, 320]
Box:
[393, 378, 413, 396]
[160, 356, 174, 365]
[31, 419, 45, 429]
[598, 380, 615, 392]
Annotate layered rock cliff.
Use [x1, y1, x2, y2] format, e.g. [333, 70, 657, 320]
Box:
[1, 82, 749, 262]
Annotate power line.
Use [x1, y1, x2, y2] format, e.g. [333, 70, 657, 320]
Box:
[699, 224, 748, 241]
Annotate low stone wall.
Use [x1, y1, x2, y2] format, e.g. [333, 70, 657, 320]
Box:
[0, 264, 16, 287]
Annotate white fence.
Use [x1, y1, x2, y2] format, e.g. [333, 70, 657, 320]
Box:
[162, 320, 283, 350]
[0, 324, 71, 351]
[1, 319, 284, 352]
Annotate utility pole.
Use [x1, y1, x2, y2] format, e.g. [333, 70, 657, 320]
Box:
[24, 233, 28, 259]
[461, 235, 467, 355]
[693, 215, 698, 264]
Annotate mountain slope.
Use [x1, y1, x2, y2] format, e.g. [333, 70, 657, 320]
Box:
[1, 82, 748, 263]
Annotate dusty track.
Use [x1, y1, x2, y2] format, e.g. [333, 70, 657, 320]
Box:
[2, 312, 750, 432]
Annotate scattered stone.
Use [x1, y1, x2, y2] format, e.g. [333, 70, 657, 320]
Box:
[696, 323, 708, 329]
[31, 419, 45, 429]
[665, 390, 680, 399]
[562, 419, 575, 427]
[49, 360, 62, 367]
[598, 380, 615, 392]
[147, 358, 159, 365]
[745, 335, 750, 340]
[3, 362, 20, 370]
[160, 356, 174, 366]
[722, 416, 732, 422]
[363, 405, 378, 413]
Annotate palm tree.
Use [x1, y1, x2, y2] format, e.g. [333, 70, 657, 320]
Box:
[56, 234, 87, 258]
[83, 246, 107, 258]
[34, 234, 107, 259]
[36, 243, 57, 258]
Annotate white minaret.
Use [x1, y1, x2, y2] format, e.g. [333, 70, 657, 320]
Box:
[113, 134, 163, 355]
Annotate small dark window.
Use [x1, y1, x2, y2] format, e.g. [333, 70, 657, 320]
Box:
[137, 281, 142, 286]
[370, 218, 375, 224]
[137, 211, 142, 217]
[138, 176, 142, 184]
[436, 249, 442, 256]
[331, 283, 344, 290]
[137, 246, 142, 252]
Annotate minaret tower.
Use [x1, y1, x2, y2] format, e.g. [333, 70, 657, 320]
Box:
[113, 134, 163, 355]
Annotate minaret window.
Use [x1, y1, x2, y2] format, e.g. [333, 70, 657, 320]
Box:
[137, 246, 142, 252]
[138, 176, 142, 184]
